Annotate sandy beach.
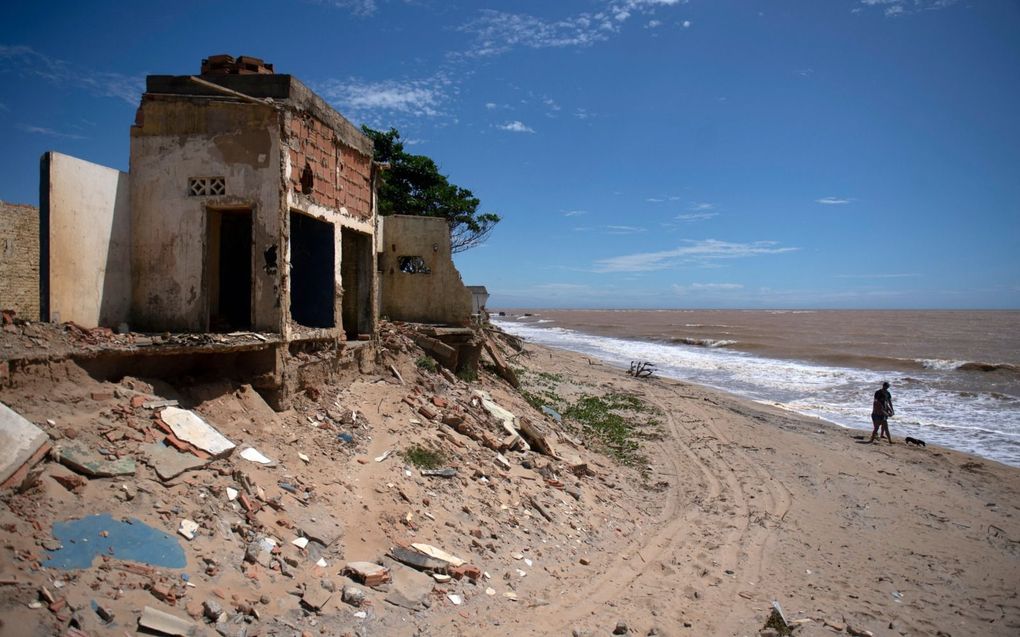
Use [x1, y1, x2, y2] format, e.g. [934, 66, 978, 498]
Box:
[1, 324, 1018, 636]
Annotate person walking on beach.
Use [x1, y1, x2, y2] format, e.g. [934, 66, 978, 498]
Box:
[869, 381, 894, 443]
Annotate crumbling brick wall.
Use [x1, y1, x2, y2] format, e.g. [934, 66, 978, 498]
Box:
[0, 202, 40, 320]
[285, 113, 373, 219]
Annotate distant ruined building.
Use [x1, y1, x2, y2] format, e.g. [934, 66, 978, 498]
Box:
[1, 55, 483, 408]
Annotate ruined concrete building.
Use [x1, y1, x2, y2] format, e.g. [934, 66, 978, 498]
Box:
[34, 55, 381, 406]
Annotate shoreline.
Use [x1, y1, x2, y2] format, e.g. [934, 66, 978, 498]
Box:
[514, 340, 1020, 635]
[494, 315, 1020, 469]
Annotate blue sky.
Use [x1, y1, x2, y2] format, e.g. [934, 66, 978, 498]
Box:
[2, 0, 1018, 309]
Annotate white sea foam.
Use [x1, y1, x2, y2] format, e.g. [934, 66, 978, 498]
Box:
[918, 358, 964, 371]
[496, 319, 1020, 468]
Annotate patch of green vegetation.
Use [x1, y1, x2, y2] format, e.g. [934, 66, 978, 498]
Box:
[415, 356, 438, 373]
[563, 393, 659, 466]
[402, 445, 445, 469]
[457, 367, 478, 382]
[535, 371, 564, 383]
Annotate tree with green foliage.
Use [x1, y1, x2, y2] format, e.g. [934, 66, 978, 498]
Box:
[362, 126, 501, 253]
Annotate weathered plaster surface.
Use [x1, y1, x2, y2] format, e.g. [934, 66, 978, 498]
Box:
[379, 215, 473, 325]
[44, 152, 130, 327]
[129, 99, 282, 332]
[0, 201, 40, 320]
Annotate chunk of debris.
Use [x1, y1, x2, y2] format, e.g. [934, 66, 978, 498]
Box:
[138, 605, 197, 636]
[384, 563, 435, 610]
[177, 519, 199, 540]
[239, 447, 273, 465]
[56, 441, 135, 478]
[343, 561, 390, 586]
[410, 543, 465, 567]
[388, 546, 448, 571]
[0, 401, 50, 489]
[140, 443, 208, 481]
[158, 407, 235, 458]
[301, 585, 332, 612]
[341, 584, 366, 607]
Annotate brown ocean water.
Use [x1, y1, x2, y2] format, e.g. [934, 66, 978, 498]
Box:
[495, 309, 1020, 466]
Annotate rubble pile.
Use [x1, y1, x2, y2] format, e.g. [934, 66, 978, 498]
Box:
[0, 321, 638, 636]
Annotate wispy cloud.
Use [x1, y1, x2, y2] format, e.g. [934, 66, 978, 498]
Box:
[316, 0, 378, 16]
[315, 73, 452, 123]
[563, 209, 588, 217]
[646, 195, 683, 203]
[497, 120, 535, 133]
[594, 239, 797, 273]
[458, 1, 685, 57]
[816, 196, 853, 205]
[574, 107, 594, 120]
[0, 45, 143, 104]
[16, 123, 87, 140]
[604, 225, 646, 235]
[675, 212, 718, 222]
[673, 282, 744, 293]
[855, 0, 959, 17]
[835, 273, 921, 279]
[680, 19, 692, 28]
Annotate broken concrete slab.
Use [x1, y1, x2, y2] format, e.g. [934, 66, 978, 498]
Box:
[388, 546, 447, 571]
[301, 585, 333, 611]
[384, 562, 435, 610]
[0, 401, 49, 485]
[411, 543, 465, 567]
[290, 505, 342, 547]
[45, 513, 186, 570]
[140, 443, 208, 481]
[138, 605, 197, 636]
[159, 407, 235, 458]
[57, 441, 136, 478]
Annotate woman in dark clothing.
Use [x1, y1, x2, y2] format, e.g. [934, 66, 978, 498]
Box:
[869, 381, 894, 443]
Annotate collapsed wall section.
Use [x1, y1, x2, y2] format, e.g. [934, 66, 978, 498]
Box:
[379, 215, 473, 325]
[40, 153, 130, 328]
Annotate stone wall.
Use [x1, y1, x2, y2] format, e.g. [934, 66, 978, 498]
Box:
[0, 201, 40, 321]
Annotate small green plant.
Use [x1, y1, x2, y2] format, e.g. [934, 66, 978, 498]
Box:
[402, 445, 445, 469]
[415, 356, 438, 373]
[564, 393, 655, 465]
[456, 366, 478, 382]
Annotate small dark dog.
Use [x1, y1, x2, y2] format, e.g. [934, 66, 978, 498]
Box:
[904, 436, 926, 447]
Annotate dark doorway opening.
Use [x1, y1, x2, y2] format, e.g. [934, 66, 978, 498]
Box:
[208, 209, 252, 331]
[290, 211, 335, 328]
[341, 228, 373, 340]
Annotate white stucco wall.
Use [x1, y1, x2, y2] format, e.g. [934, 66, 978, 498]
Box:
[44, 152, 131, 328]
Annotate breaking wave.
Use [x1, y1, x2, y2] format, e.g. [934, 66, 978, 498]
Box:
[669, 337, 738, 348]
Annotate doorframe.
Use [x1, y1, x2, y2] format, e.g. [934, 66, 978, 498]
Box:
[204, 204, 256, 332]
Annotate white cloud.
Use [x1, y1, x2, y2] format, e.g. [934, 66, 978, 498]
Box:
[458, 1, 685, 56]
[857, 0, 959, 17]
[594, 239, 798, 273]
[315, 74, 451, 123]
[0, 45, 143, 104]
[563, 210, 588, 217]
[816, 196, 853, 205]
[498, 120, 535, 133]
[681, 20, 692, 28]
[675, 212, 718, 221]
[645, 20, 662, 28]
[16, 123, 87, 140]
[318, 0, 377, 16]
